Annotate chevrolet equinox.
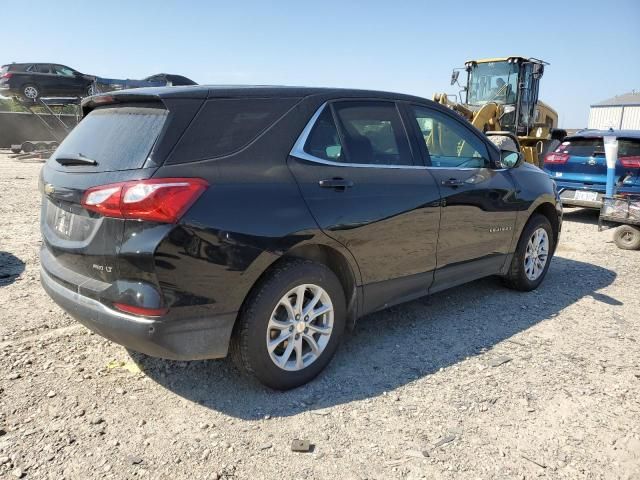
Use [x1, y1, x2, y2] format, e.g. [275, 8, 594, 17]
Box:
[40, 86, 562, 389]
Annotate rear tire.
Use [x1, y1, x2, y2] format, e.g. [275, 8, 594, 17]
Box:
[613, 225, 640, 250]
[503, 214, 554, 291]
[230, 259, 346, 390]
[21, 84, 40, 101]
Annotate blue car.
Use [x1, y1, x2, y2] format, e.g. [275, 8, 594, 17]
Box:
[544, 129, 640, 208]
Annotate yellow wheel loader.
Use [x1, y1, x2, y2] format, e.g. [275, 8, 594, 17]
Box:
[433, 56, 566, 166]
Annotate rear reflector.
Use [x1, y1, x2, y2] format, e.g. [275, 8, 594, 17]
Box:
[113, 303, 168, 317]
[82, 178, 208, 223]
[544, 152, 569, 164]
[620, 156, 640, 168]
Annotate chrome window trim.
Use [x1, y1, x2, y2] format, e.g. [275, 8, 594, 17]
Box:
[290, 102, 505, 172]
[290, 102, 429, 170]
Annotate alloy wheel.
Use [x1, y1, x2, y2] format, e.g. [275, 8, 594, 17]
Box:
[266, 284, 334, 371]
[23, 86, 38, 99]
[524, 227, 549, 281]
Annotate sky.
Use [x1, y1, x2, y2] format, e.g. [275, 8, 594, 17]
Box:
[3, 0, 639, 127]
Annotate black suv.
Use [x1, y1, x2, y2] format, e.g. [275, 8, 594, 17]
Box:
[39, 86, 562, 389]
[0, 63, 95, 100]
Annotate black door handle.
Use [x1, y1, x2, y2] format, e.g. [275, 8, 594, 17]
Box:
[319, 178, 354, 190]
[441, 178, 464, 187]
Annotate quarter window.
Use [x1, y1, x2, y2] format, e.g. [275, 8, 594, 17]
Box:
[411, 106, 490, 168]
[333, 101, 413, 166]
[171, 97, 299, 162]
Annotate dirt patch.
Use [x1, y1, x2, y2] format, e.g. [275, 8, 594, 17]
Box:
[0, 151, 638, 479]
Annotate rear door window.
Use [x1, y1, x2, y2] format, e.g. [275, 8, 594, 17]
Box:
[332, 101, 414, 166]
[50, 106, 168, 172]
[303, 107, 344, 162]
[26, 64, 51, 74]
[555, 138, 604, 157]
[171, 97, 299, 162]
[557, 137, 640, 159]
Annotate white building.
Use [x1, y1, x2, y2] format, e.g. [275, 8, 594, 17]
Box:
[588, 91, 640, 130]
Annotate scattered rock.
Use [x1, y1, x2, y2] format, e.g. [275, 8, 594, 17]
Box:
[405, 449, 429, 459]
[46, 391, 56, 398]
[12, 467, 23, 478]
[488, 356, 513, 368]
[8, 373, 20, 380]
[434, 435, 456, 448]
[291, 439, 312, 452]
[89, 416, 104, 425]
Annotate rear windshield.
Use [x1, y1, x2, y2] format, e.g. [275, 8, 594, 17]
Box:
[557, 137, 640, 158]
[170, 97, 299, 162]
[51, 106, 168, 171]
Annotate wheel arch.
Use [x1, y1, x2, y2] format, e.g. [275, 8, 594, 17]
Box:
[238, 243, 361, 332]
[531, 202, 560, 250]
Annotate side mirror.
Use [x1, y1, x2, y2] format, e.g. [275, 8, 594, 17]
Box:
[501, 150, 522, 168]
[450, 70, 460, 86]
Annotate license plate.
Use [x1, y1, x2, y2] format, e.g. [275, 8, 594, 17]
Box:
[574, 190, 598, 202]
[54, 208, 75, 237]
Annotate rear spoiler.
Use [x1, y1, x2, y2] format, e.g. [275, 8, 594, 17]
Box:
[81, 88, 208, 117]
[81, 92, 166, 117]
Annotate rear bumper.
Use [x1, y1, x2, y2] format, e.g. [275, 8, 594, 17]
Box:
[558, 184, 640, 209]
[41, 267, 237, 360]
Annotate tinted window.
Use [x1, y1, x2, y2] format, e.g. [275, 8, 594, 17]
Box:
[173, 97, 299, 162]
[26, 64, 51, 74]
[556, 137, 640, 158]
[53, 65, 75, 77]
[411, 106, 490, 168]
[333, 101, 413, 166]
[51, 106, 168, 172]
[303, 107, 344, 161]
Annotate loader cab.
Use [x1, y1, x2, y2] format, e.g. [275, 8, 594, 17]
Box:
[464, 57, 545, 136]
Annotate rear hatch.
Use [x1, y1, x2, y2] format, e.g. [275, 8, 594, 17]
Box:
[544, 136, 640, 188]
[0, 65, 9, 85]
[40, 94, 204, 298]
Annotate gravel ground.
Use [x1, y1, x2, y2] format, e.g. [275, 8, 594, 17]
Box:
[1, 150, 639, 479]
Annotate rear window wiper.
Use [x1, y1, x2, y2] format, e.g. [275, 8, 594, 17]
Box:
[55, 153, 98, 166]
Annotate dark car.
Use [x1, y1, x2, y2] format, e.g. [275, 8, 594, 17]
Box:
[39, 86, 562, 389]
[544, 129, 640, 208]
[143, 73, 197, 86]
[0, 63, 95, 100]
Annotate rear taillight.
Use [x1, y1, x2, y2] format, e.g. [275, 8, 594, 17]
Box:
[82, 178, 208, 223]
[544, 152, 569, 164]
[0, 72, 12, 79]
[620, 156, 640, 168]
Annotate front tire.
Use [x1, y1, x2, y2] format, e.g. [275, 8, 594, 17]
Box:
[503, 214, 554, 291]
[231, 259, 346, 390]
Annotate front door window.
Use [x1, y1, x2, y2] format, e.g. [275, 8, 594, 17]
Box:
[411, 106, 490, 168]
